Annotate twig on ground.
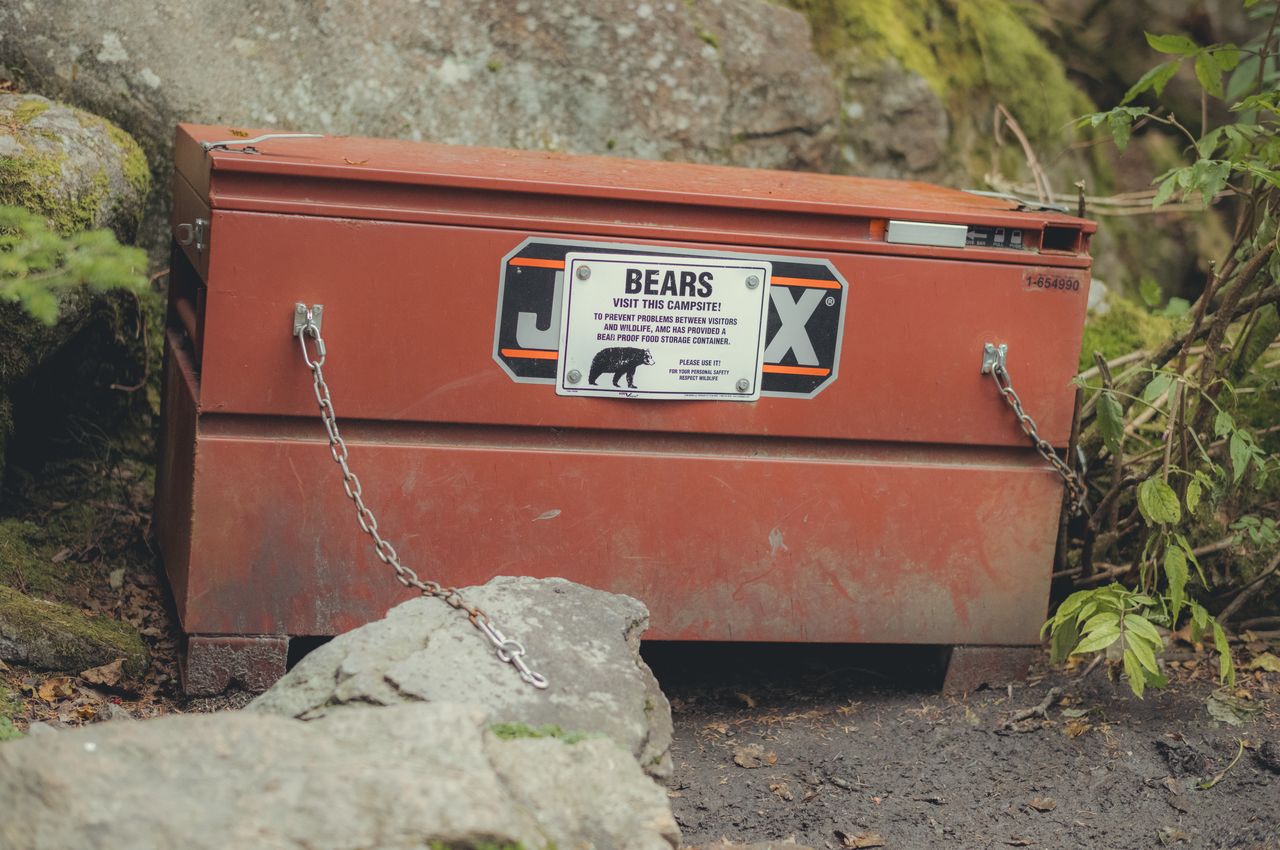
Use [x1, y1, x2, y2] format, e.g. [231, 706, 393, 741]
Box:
[1005, 687, 1063, 727]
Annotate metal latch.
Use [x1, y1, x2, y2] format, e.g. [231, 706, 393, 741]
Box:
[201, 132, 324, 154]
[981, 342, 1008, 375]
[175, 218, 209, 253]
[292, 303, 324, 338]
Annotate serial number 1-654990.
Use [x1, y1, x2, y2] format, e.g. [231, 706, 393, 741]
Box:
[1024, 271, 1081, 292]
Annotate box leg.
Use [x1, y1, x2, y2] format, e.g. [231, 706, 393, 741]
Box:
[183, 634, 289, 696]
[942, 645, 1037, 696]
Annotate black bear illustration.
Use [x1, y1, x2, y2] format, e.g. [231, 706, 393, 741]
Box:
[588, 346, 655, 388]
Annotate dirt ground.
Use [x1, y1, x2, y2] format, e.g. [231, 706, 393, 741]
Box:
[646, 643, 1280, 850]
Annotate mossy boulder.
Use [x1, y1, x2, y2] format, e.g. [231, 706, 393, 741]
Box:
[0, 93, 150, 240]
[0, 584, 148, 678]
[780, 0, 1095, 183]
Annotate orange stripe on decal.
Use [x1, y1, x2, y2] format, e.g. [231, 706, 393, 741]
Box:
[762, 364, 831, 376]
[771, 276, 840, 289]
[509, 258, 566, 269]
[500, 348, 559, 360]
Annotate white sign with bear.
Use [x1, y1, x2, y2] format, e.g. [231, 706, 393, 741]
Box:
[556, 253, 771, 400]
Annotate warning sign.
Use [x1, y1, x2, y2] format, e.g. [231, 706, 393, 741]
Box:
[556, 254, 770, 400]
[493, 238, 848, 398]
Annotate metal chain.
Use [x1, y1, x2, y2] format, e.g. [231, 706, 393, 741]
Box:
[987, 362, 1089, 516]
[295, 312, 548, 689]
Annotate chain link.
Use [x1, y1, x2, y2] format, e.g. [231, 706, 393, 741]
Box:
[987, 363, 1089, 515]
[296, 317, 548, 689]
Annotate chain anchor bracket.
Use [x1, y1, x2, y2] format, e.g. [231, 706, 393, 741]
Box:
[981, 341, 1088, 516]
[291, 304, 548, 690]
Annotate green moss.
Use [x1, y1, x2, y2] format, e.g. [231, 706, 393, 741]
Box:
[0, 681, 21, 741]
[489, 722, 588, 744]
[0, 584, 148, 677]
[698, 28, 720, 49]
[780, 0, 1091, 151]
[104, 122, 151, 218]
[0, 103, 149, 236]
[12, 100, 49, 125]
[0, 519, 85, 596]
[1078, 294, 1176, 370]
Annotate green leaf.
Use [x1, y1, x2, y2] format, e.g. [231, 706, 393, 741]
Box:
[1142, 372, 1173, 403]
[1081, 611, 1119, 635]
[1075, 623, 1122, 654]
[1185, 479, 1201, 514]
[1126, 630, 1161, 674]
[1246, 652, 1280, 673]
[1123, 648, 1146, 697]
[1137, 478, 1182, 525]
[1124, 613, 1164, 648]
[1210, 46, 1241, 72]
[1191, 603, 1209, 643]
[1230, 431, 1251, 482]
[1227, 55, 1261, 101]
[1212, 621, 1234, 686]
[1214, 409, 1235, 438]
[1123, 60, 1182, 104]
[1160, 296, 1191, 318]
[1138, 277, 1163, 307]
[1152, 175, 1178, 208]
[1145, 32, 1199, 56]
[1050, 618, 1081, 664]
[1111, 116, 1133, 151]
[1097, 390, 1125, 455]
[1195, 53, 1225, 98]
[1163, 547, 1188, 622]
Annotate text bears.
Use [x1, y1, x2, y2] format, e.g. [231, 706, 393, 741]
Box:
[625, 268, 714, 298]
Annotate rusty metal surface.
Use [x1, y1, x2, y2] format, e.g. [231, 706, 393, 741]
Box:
[173, 418, 1062, 645]
[183, 635, 288, 696]
[156, 126, 1096, 657]
[194, 214, 1088, 447]
[175, 124, 1094, 267]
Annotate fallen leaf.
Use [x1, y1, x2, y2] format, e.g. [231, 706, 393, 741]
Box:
[51, 548, 71, 564]
[732, 743, 775, 768]
[1064, 718, 1092, 738]
[734, 691, 757, 708]
[1157, 826, 1190, 845]
[81, 658, 125, 688]
[1005, 837, 1033, 846]
[835, 830, 885, 848]
[1027, 797, 1057, 812]
[37, 677, 75, 702]
[109, 568, 126, 590]
[1247, 652, 1280, 673]
[343, 157, 369, 165]
[1207, 693, 1262, 726]
[228, 128, 250, 137]
[1061, 707, 1092, 718]
[769, 782, 794, 801]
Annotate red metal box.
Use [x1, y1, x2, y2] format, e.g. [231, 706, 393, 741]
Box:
[156, 125, 1094, 693]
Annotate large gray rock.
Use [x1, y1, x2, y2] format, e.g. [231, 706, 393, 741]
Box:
[0, 702, 680, 850]
[251, 575, 675, 779]
[0, 0, 839, 253]
[0, 93, 149, 239]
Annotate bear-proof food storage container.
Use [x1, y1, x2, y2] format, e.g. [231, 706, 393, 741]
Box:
[157, 125, 1094, 694]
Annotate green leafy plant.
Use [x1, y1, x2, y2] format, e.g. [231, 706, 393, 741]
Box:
[1049, 0, 1280, 698]
[0, 205, 147, 324]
